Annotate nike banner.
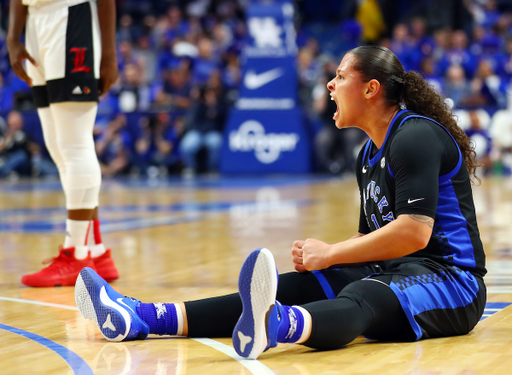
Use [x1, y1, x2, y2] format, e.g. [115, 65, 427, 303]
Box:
[220, 0, 311, 173]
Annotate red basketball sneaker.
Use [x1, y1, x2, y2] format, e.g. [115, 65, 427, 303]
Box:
[21, 247, 96, 287]
[92, 249, 119, 282]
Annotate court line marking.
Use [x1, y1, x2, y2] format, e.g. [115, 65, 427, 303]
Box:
[0, 296, 79, 310]
[193, 338, 276, 375]
[0, 323, 93, 375]
[0, 296, 277, 375]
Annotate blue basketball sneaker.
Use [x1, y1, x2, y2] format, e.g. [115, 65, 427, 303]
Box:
[75, 267, 149, 342]
[232, 248, 284, 359]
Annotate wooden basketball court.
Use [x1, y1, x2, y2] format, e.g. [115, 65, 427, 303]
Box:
[1, 174, 511, 374]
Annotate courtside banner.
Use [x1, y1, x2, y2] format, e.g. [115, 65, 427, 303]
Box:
[239, 0, 297, 99]
[220, 108, 310, 173]
[221, 0, 311, 173]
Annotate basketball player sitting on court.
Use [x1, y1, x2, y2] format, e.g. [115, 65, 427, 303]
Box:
[75, 46, 486, 359]
[7, 0, 119, 287]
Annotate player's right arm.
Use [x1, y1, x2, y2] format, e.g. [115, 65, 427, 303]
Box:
[7, 0, 37, 86]
[97, 0, 118, 95]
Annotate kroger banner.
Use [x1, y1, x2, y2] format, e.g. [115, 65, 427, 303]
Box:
[221, 109, 308, 173]
[220, 0, 311, 173]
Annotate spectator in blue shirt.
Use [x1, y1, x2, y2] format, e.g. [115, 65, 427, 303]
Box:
[151, 112, 181, 175]
[481, 0, 500, 29]
[151, 64, 192, 115]
[469, 25, 486, 57]
[134, 112, 181, 176]
[95, 113, 133, 177]
[444, 64, 472, 108]
[389, 23, 413, 71]
[179, 86, 227, 177]
[192, 37, 219, 86]
[113, 63, 150, 113]
[465, 110, 493, 173]
[459, 59, 507, 111]
[408, 17, 435, 70]
[479, 33, 507, 75]
[436, 30, 477, 78]
[419, 56, 443, 94]
[163, 6, 189, 47]
[117, 40, 144, 77]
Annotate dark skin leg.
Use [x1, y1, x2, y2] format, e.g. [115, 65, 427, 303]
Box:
[67, 207, 98, 221]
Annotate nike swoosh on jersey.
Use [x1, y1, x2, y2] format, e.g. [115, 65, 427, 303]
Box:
[407, 198, 425, 204]
[362, 166, 368, 173]
[244, 68, 284, 89]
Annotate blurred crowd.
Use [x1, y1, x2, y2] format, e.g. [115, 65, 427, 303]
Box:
[0, 0, 511, 179]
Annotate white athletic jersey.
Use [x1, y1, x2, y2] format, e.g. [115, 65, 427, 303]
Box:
[23, 0, 57, 5]
[23, 0, 92, 8]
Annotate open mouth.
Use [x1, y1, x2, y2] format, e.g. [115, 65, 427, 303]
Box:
[331, 96, 339, 120]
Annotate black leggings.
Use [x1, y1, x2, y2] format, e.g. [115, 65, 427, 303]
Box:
[185, 269, 412, 349]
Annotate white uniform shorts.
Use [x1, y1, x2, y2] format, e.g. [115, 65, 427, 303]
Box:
[26, 0, 101, 107]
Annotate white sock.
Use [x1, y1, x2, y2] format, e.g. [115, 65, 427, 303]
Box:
[64, 219, 90, 259]
[89, 243, 106, 257]
[295, 306, 313, 344]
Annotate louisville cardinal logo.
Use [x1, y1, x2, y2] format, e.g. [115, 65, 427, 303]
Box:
[70, 47, 91, 73]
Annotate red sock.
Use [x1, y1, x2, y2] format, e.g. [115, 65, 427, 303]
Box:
[93, 219, 103, 244]
[89, 219, 106, 257]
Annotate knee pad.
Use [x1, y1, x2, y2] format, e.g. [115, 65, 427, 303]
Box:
[59, 141, 101, 190]
[66, 186, 100, 210]
[37, 107, 66, 176]
[49, 102, 101, 208]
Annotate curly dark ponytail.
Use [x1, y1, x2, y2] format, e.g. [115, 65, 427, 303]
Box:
[350, 45, 478, 182]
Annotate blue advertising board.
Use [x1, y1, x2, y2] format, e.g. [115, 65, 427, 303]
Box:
[220, 0, 311, 173]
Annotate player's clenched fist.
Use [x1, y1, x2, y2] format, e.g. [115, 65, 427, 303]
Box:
[291, 240, 306, 272]
[301, 238, 332, 271]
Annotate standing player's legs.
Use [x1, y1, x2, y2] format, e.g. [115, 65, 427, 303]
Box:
[21, 101, 118, 286]
[49, 102, 118, 281]
[21, 0, 118, 287]
[40, 102, 99, 262]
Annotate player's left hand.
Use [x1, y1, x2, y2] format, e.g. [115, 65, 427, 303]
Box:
[98, 52, 118, 96]
[301, 238, 332, 271]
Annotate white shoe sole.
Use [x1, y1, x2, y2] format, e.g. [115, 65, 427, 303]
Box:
[75, 268, 130, 342]
[233, 248, 278, 359]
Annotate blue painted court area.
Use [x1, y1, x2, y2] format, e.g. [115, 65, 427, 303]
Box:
[480, 302, 511, 320]
[0, 324, 93, 374]
[0, 199, 312, 233]
[0, 174, 335, 192]
[0, 175, 326, 233]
